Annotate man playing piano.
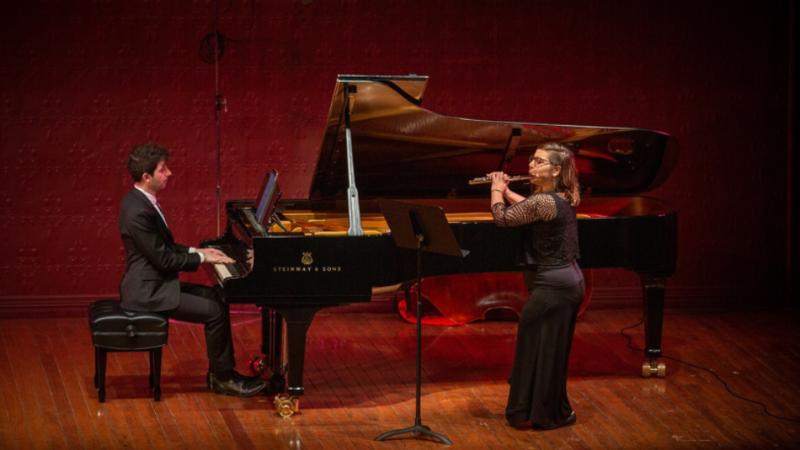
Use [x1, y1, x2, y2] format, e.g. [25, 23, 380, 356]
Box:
[118, 143, 266, 397]
[489, 142, 584, 429]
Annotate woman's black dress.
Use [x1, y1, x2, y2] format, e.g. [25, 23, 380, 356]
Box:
[491, 192, 584, 429]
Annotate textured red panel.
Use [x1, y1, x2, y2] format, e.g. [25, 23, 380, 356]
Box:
[0, 0, 792, 311]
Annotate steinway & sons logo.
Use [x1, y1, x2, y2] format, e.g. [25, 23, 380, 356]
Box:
[301, 252, 313, 265]
[272, 251, 342, 273]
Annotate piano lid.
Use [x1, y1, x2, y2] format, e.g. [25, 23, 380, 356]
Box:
[309, 74, 678, 199]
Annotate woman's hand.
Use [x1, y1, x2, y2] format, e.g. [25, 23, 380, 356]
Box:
[488, 171, 509, 193]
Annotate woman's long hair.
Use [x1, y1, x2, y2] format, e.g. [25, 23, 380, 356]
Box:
[538, 142, 580, 206]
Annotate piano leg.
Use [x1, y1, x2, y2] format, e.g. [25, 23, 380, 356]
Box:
[270, 305, 322, 417]
[255, 308, 286, 393]
[640, 274, 667, 377]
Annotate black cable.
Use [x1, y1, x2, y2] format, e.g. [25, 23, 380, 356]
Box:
[620, 316, 800, 424]
[371, 78, 424, 106]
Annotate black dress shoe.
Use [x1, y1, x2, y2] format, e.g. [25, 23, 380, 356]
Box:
[208, 371, 267, 397]
[207, 370, 262, 389]
[231, 371, 263, 382]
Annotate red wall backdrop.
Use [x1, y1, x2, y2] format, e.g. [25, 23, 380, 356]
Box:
[0, 0, 793, 315]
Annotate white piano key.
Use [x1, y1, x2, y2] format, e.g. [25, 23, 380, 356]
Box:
[214, 263, 232, 281]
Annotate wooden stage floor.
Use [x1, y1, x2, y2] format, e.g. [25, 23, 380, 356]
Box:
[1, 306, 799, 449]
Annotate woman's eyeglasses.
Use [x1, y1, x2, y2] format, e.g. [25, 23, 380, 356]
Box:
[529, 156, 551, 166]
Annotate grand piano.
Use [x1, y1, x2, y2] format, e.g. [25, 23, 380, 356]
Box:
[203, 74, 678, 415]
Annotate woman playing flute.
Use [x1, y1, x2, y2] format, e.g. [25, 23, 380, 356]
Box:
[488, 142, 584, 430]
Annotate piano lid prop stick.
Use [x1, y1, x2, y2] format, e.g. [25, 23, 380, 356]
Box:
[343, 83, 364, 236]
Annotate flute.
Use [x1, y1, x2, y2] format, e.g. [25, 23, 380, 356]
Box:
[468, 174, 530, 186]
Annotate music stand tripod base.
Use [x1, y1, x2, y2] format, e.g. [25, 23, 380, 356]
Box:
[376, 423, 453, 445]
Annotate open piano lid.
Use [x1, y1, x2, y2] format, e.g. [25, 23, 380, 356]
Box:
[309, 74, 678, 199]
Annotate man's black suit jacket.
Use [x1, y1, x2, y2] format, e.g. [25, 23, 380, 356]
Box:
[119, 188, 202, 311]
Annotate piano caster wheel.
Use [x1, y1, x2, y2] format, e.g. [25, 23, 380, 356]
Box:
[641, 360, 666, 378]
[274, 394, 299, 418]
[249, 355, 267, 374]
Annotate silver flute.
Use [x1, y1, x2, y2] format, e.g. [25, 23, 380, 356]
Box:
[468, 174, 530, 186]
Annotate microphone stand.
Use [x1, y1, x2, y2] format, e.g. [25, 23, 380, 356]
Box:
[212, 0, 226, 236]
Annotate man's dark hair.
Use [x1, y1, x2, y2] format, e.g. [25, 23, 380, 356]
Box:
[128, 143, 169, 181]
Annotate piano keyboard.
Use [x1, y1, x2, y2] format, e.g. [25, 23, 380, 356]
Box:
[206, 244, 250, 282]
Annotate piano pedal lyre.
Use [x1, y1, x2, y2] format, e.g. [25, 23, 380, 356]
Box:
[641, 358, 666, 378]
[274, 394, 299, 418]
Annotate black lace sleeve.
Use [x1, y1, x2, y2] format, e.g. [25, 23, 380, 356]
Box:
[491, 193, 557, 227]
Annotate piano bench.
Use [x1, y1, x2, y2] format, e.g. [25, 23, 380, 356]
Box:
[88, 300, 169, 402]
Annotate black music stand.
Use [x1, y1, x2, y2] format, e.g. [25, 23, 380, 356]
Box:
[375, 200, 466, 446]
